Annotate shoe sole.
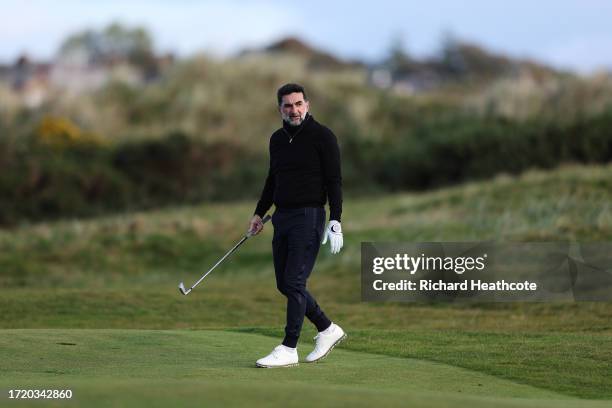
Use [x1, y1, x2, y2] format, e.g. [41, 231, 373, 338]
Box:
[305, 333, 347, 363]
[255, 362, 299, 368]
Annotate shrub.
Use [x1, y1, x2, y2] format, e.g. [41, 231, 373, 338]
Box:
[36, 116, 106, 149]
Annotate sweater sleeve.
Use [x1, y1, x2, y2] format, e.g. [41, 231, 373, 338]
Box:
[254, 140, 275, 217]
[321, 128, 343, 222]
[254, 166, 274, 217]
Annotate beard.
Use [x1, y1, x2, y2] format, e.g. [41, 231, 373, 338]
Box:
[282, 111, 307, 126]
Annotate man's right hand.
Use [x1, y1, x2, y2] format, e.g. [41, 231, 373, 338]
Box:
[248, 215, 264, 236]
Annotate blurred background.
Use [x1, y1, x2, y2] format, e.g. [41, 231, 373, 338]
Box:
[2, 0, 612, 225]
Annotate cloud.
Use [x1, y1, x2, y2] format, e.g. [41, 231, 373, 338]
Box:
[0, 0, 297, 61]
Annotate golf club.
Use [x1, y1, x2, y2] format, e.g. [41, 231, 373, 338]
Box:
[178, 214, 271, 295]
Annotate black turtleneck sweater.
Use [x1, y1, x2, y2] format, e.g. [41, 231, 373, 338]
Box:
[254, 114, 343, 222]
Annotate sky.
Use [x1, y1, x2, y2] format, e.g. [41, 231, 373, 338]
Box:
[2, 0, 611, 73]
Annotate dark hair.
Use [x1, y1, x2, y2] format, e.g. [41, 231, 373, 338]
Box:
[277, 83, 308, 106]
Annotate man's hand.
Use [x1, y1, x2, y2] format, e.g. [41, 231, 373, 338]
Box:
[248, 215, 264, 236]
[322, 220, 343, 254]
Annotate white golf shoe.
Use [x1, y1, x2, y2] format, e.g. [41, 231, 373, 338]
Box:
[305, 323, 346, 363]
[256, 345, 299, 368]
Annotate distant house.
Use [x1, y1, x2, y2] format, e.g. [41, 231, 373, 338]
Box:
[0, 50, 174, 107]
[50, 46, 141, 93]
[367, 41, 559, 94]
[4, 55, 52, 107]
[368, 65, 445, 94]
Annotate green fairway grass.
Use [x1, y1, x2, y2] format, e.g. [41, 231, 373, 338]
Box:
[1, 329, 610, 408]
[1, 164, 611, 406]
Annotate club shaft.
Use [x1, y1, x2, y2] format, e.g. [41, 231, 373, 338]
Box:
[187, 214, 271, 291]
[189, 235, 248, 290]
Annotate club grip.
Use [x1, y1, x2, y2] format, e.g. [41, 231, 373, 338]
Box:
[246, 214, 272, 237]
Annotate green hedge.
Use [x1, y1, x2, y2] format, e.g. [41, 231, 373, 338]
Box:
[0, 133, 266, 225]
[347, 110, 612, 191]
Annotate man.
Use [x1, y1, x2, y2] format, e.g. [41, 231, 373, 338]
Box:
[248, 83, 346, 368]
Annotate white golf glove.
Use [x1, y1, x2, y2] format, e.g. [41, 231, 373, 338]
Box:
[322, 220, 343, 254]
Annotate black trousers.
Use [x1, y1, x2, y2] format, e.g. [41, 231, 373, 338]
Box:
[272, 207, 332, 348]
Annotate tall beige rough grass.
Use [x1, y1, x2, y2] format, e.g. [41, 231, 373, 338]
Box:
[466, 71, 612, 120]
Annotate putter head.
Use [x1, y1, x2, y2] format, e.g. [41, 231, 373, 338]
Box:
[178, 282, 191, 296]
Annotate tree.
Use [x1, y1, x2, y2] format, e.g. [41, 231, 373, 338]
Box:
[387, 34, 414, 76]
[58, 22, 154, 69]
[439, 31, 467, 77]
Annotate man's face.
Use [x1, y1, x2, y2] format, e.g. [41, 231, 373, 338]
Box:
[279, 92, 309, 126]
